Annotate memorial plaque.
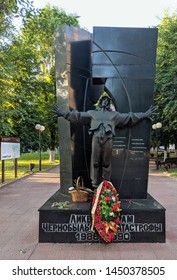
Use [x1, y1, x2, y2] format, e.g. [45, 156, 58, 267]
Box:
[39, 191, 165, 243]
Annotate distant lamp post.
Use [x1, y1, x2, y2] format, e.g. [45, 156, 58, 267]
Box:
[35, 124, 45, 171]
[152, 122, 162, 170]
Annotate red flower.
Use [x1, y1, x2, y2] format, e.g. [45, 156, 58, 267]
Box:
[112, 189, 117, 194]
[115, 218, 121, 224]
[94, 216, 100, 223]
[96, 206, 100, 212]
[100, 229, 106, 238]
[95, 222, 104, 230]
[112, 203, 120, 211]
[105, 196, 111, 202]
[112, 205, 118, 211]
[105, 232, 115, 242]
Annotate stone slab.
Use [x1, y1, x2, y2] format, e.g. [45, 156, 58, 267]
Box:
[39, 190, 165, 243]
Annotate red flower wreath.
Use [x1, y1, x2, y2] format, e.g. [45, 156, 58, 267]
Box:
[91, 181, 121, 243]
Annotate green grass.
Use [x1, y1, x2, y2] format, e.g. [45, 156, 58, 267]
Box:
[150, 152, 177, 177]
[165, 169, 177, 177]
[153, 166, 177, 177]
[0, 151, 60, 186]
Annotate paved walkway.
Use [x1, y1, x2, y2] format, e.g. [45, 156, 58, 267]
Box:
[0, 164, 177, 260]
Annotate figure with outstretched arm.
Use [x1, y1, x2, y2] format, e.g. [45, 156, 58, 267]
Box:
[52, 93, 155, 188]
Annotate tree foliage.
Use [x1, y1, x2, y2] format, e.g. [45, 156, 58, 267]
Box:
[154, 11, 177, 148]
[0, 0, 35, 42]
[0, 3, 79, 152]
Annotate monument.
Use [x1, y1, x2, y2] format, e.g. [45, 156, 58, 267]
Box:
[38, 26, 165, 243]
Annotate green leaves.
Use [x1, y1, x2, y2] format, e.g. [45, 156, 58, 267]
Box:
[0, 4, 79, 153]
[154, 11, 177, 147]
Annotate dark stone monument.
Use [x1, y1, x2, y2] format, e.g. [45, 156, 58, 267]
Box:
[39, 25, 166, 243]
[92, 27, 157, 199]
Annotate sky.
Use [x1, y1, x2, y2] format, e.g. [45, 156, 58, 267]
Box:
[32, 0, 177, 32]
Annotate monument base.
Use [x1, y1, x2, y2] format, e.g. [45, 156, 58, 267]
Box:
[38, 190, 165, 243]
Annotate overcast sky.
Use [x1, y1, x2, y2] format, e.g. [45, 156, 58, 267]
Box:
[32, 0, 177, 31]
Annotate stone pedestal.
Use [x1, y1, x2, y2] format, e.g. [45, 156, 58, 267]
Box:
[39, 190, 165, 243]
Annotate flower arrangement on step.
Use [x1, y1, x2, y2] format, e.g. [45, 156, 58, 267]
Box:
[51, 201, 70, 209]
[68, 176, 93, 202]
[91, 180, 121, 242]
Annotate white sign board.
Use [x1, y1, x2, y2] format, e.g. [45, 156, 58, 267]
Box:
[0, 137, 20, 160]
[1, 142, 20, 160]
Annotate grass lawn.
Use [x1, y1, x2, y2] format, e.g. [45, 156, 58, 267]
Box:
[0, 151, 60, 186]
[151, 166, 177, 177]
[150, 152, 177, 177]
[165, 169, 177, 177]
[152, 164, 177, 177]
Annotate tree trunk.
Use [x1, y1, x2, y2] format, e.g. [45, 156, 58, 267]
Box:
[164, 150, 167, 161]
[174, 142, 177, 156]
[49, 129, 56, 162]
[49, 149, 55, 163]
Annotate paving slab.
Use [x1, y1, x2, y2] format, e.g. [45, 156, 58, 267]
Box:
[0, 164, 177, 260]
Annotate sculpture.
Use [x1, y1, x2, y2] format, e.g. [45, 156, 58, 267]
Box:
[52, 92, 155, 188]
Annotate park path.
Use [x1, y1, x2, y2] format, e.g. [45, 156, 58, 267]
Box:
[0, 164, 177, 260]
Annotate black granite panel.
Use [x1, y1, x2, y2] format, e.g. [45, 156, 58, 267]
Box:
[68, 37, 104, 188]
[55, 26, 103, 192]
[91, 27, 158, 198]
[92, 27, 157, 79]
[39, 191, 165, 243]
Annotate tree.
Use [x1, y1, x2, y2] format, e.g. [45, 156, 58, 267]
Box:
[20, 5, 79, 159]
[0, 0, 35, 42]
[154, 11, 177, 153]
[0, 0, 36, 140]
[0, 4, 79, 157]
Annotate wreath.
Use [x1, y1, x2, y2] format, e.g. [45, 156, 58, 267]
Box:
[91, 181, 121, 243]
